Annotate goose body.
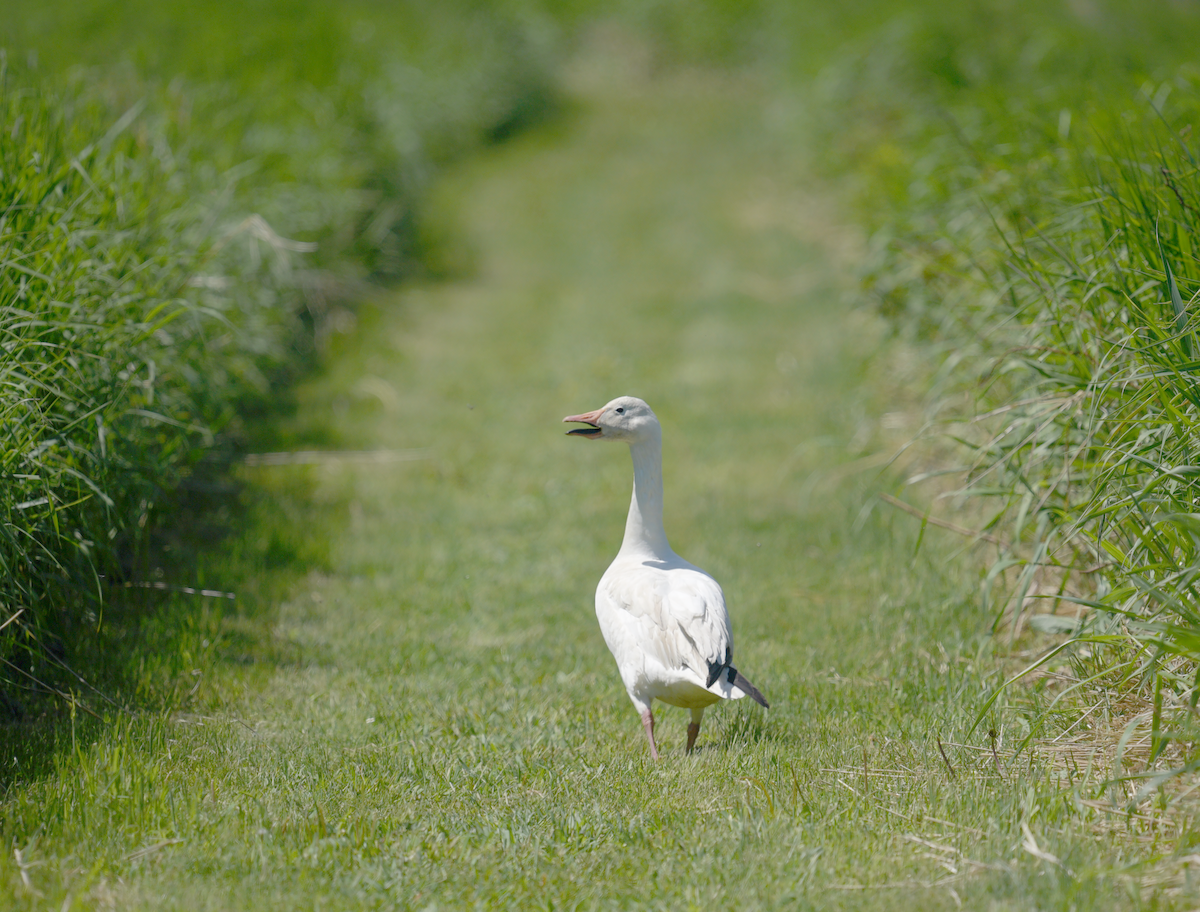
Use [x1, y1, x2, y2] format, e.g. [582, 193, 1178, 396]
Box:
[564, 396, 768, 758]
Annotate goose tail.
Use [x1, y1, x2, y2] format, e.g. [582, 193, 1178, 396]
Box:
[732, 670, 769, 709]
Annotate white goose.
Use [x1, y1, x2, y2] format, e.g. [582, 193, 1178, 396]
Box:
[563, 396, 769, 759]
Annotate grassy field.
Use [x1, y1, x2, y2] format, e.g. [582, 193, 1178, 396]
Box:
[804, 0, 1200, 787]
[0, 0, 552, 691]
[2, 47, 1195, 909]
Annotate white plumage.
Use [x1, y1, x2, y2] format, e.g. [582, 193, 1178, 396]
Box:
[564, 396, 768, 759]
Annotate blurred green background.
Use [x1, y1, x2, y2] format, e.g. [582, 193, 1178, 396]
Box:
[7, 0, 1200, 907]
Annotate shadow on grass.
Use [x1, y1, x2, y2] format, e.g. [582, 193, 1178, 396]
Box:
[716, 708, 783, 751]
[0, 443, 343, 792]
[0, 89, 571, 797]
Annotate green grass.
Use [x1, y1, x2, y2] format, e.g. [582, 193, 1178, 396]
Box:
[2, 57, 1196, 909]
[799, 0, 1200, 784]
[12, 0, 1200, 906]
[0, 0, 553, 694]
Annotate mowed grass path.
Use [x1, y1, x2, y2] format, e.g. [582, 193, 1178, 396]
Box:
[2, 63, 1167, 910]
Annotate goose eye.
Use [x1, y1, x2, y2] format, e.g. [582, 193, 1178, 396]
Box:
[615, 407, 625, 415]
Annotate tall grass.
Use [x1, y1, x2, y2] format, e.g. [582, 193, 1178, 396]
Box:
[13, 0, 1200, 791]
[0, 1, 553, 706]
[805, 0, 1200, 788]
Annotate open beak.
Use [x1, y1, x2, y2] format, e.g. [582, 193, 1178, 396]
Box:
[563, 407, 605, 438]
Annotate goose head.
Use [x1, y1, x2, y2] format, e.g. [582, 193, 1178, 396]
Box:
[563, 396, 659, 443]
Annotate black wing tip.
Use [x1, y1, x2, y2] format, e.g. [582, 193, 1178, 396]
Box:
[705, 659, 723, 688]
[733, 670, 770, 709]
[707, 647, 738, 690]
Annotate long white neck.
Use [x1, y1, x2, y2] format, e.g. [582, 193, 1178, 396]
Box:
[620, 429, 673, 558]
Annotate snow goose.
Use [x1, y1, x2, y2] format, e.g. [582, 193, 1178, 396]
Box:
[563, 396, 768, 759]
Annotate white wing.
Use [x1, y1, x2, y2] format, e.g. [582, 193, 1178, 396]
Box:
[597, 558, 733, 692]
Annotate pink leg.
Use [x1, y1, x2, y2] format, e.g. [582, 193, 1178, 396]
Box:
[686, 707, 704, 754]
[640, 707, 660, 760]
